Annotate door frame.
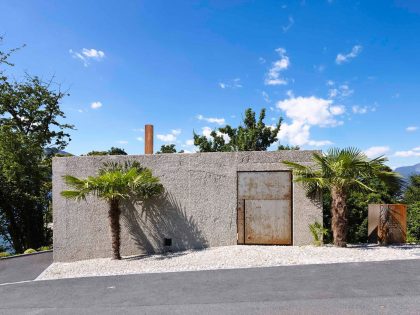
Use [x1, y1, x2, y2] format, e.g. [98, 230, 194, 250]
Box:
[237, 170, 293, 245]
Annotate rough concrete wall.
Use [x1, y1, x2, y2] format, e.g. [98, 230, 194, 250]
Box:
[53, 151, 322, 262]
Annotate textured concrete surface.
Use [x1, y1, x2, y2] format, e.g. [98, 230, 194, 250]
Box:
[0, 251, 53, 284]
[1, 260, 420, 314]
[53, 151, 322, 262]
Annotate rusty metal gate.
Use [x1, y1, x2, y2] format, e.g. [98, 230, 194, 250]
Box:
[237, 171, 292, 245]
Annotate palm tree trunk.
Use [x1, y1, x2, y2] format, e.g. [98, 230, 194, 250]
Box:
[108, 199, 121, 259]
[331, 187, 347, 247]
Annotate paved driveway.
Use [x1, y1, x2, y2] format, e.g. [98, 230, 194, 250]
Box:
[1, 258, 419, 314]
[0, 251, 53, 284]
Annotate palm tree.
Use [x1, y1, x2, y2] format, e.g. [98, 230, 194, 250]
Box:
[283, 148, 401, 247]
[61, 161, 164, 259]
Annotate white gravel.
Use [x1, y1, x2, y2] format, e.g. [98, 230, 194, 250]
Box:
[37, 244, 420, 281]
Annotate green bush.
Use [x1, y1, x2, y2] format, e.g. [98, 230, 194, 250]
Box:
[37, 246, 51, 251]
[23, 248, 37, 254]
[0, 252, 11, 258]
[309, 221, 329, 246]
[407, 202, 420, 243]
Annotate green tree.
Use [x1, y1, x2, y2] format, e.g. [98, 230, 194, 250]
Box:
[322, 168, 401, 244]
[0, 39, 73, 252]
[404, 175, 420, 242]
[157, 144, 177, 154]
[61, 162, 164, 259]
[193, 108, 281, 152]
[108, 147, 127, 155]
[283, 148, 401, 247]
[85, 147, 128, 156]
[278, 144, 300, 150]
[404, 174, 420, 204]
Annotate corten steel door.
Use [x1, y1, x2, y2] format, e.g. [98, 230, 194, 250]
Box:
[237, 171, 292, 245]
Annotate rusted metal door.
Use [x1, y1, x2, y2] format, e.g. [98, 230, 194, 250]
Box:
[237, 171, 292, 245]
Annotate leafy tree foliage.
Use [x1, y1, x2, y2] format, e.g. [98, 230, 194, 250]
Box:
[322, 168, 401, 244]
[404, 175, 420, 204]
[284, 148, 401, 247]
[193, 108, 281, 152]
[108, 147, 128, 155]
[277, 144, 300, 150]
[406, 203, 420, 243]
[404, 175, 420, 242]
[85, 147, 127, 156]
[156, 144, 183, 154]
[61, 161, 164, 259]
[0, 38, 73, 252]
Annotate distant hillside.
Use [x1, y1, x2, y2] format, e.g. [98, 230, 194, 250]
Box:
[395, 163, 420, 181]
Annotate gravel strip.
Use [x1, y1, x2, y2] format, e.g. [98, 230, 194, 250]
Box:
[37, 244, 420, 281]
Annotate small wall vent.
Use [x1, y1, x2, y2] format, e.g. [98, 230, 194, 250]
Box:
[164, 238, 172, 246]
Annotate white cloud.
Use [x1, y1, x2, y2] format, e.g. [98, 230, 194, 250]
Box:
[259, 57, 266, 64]
[394, 147, 420, 157]
[265, 48, 290, 86]
[185, 139, 194, 146]
[314, 64, 325, 72]
[277, 96, 344, 127]
[262, 91, 271, 103]
[335, 45, 363, 64]
[196, 114, 226, 125]
[157, 129, 181, 143]
[69, 48, 105, 67]
[352, 105, 368, 114]
[82, 48, 105, 59]
[218, 78, 242, 89]
[406, 126, 418, 132]
[364, 146, 390, 158]
[136, 137, 144, 142]
[277, 121, 332, 147]
[327, 82, 354, 99]
[276, 95, 345, 147]
[90, 101, 102, 109]
[282, 16, 294, 33]
[117, 140, 128, 145]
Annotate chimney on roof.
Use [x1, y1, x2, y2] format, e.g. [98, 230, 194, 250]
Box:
[145, 124, 154, 154]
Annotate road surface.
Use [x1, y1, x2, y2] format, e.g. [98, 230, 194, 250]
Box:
[0, 259, 419, 314]
[0, 251, 53, 285]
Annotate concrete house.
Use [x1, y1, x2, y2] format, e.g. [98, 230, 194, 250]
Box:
[53, 149, 322, 262]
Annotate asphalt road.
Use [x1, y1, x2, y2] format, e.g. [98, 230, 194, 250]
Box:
[0, 251, 53, 284]
[0, 259, 419, 314]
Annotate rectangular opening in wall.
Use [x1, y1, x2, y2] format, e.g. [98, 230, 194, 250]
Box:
[164, 238, 172, 246]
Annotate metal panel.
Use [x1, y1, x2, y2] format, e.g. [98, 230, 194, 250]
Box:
[368, 204, 380, 243]
[237, 199, 245, 244]
[238, 172, 291, 200]
[368, 204, 407, 244]
[237, 171, 292, 245]
[245, 200, 292, 244]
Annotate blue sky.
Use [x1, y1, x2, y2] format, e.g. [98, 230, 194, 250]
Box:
[1, 0, 419, 168]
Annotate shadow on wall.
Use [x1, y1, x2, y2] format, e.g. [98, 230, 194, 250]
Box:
[121, 192, 208, 256]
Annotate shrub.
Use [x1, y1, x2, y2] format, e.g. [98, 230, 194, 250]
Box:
[0, 252, 11, 258]
[309, 221, 329, 246]
[407, 202, 420, 243]
[23, 248, 37, 254]
[37, 246, 51, 251]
